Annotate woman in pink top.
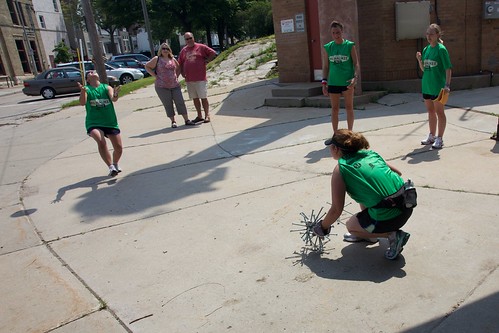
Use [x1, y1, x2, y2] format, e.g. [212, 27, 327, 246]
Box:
[145, 43, 195, 128]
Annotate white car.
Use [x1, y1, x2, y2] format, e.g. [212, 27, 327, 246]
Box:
[57, 61, 144, 84]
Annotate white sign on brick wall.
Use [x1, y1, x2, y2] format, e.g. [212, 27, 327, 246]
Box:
[281, 19, 294, 33]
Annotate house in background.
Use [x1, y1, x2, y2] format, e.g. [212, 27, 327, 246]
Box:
[0, 0, 47, 84]
[271, 0, 499, 92]
[32, 0, 69, 68]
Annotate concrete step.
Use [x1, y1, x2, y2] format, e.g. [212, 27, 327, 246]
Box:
[270, 83, 322, 97]
[265, 91, 387, 108]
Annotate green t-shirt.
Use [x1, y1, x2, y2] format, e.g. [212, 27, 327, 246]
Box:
[338, 150, 404, 221]
[84, 83, 119, 131]
[324, 39, 355, 86]
[421, 43, 452, 96]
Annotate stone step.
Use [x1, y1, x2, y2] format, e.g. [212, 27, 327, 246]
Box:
[270, 83, 322, 97]
[264, 91, 387, 108]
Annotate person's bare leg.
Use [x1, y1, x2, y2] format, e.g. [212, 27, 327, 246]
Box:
[343, 89, 355, 130]
[201, 98, 210, 120]
[108, 134, 123, 166]
[433, 101, 446, 137]
[424, 99, 437, 135]
[345, 215, 392, 239]
[329, 94, 340, 133]
[89, 129, 112, 166]
[193, 98, 202, 119]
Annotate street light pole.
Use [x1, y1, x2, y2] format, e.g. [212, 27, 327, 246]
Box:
[140, 0, 155, 56]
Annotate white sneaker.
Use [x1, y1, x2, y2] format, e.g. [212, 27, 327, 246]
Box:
[343, 232, 378, 243]
[432, 136, 444, 149]
[108, 165, 118, 177]
[421, 133, 435, 145]
[113, 163, 122, 173]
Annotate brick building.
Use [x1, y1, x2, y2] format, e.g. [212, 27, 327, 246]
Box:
[0, 0, 48, 84]
[271, 0, 499, 91]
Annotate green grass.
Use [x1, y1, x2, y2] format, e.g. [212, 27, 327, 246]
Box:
[61, 76, 155, 109]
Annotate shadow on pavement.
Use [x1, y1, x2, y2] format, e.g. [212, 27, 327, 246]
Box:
[290, 243, 407, 283]
[400, 291, 499, 333]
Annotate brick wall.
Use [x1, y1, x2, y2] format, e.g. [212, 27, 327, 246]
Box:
[272, 0, 311, 82]
[273, 0, 499, 83]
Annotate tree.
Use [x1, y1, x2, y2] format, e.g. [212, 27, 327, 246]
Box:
[91, 0, 143, 55]
[53, 41, 73, 64]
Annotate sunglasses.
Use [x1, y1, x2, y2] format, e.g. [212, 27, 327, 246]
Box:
[162, 48, 170, 50]
[185, 37, 193, 40]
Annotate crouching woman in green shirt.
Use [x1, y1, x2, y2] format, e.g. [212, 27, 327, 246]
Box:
[78, 71, 123, 177]
[313, 129, 413, 260]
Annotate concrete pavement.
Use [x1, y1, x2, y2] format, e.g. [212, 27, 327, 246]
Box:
[0, 80, 498, 333]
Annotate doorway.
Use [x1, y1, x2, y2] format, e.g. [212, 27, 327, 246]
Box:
[306, 0, 322, 81]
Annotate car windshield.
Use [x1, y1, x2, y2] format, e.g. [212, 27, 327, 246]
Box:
[105, 64, 118, 70]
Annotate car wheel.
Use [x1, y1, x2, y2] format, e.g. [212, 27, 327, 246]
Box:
[41, 87, 56, 99]
[120, 74, 133, 84]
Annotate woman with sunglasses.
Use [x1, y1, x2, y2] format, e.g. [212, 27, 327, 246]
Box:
[312, 129, 414, 260]
[146, 43, 195, 128]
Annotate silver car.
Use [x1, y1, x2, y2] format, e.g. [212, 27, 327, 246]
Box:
[57, 61, 144, 84]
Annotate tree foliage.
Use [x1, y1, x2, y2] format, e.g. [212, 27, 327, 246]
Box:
[53, 41, 73, 64]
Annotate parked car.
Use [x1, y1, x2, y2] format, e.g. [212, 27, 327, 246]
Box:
[107, 58, 149, 77]
[22, 67, 119, 99]
[57, 61, 144, 84]
[109, 53, 150, 65]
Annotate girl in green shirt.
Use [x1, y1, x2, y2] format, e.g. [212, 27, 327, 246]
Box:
[313, 129, 413, 260]
[78, 71, 123, 177]
[322, 21, 360, 134]
[416, 24, 452, 149]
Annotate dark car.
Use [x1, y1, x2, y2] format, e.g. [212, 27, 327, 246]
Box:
[107, 59, 149, 77]
[110, 53, 150, 65]
[22, 67, 119, 99]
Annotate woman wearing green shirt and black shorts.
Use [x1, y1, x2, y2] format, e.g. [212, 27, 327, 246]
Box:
[313, 129, 413, 260]
[416, 23, 452, 149]
[322, 21, 360, 134]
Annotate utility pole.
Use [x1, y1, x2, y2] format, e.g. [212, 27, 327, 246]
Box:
[140, 0, 155, 56]
[80, 0, 108, 83]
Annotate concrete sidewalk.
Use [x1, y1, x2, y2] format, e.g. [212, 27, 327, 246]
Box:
[0, 81, 498, 333]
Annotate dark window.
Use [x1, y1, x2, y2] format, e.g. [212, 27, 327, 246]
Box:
[39, 15, 46, 29]
[0, 56, 6, 75]
[30, 40, 42, 72]
[16, 40, 30, 73]
[53, 0, 59, 12]
[7, 0, 19, 25]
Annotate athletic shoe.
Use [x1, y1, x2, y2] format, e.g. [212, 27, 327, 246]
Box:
[113, 164, 122, 173]
[108, 164, 119, 177]
[171, 122, 178, 128]
[421, 133, 435, 145]
[432, 136, 444, 149]
[384, 230, 410, 260]
[343, 232, 378, 243]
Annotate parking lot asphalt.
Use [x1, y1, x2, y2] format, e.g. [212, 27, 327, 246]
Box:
[0, 80, 498, 332]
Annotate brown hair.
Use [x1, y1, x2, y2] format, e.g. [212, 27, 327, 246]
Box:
[332, 129, 370, 152]
[428, 23, 444, 44]
[330, 21, 344, 30]
[157, 43, 173, 59]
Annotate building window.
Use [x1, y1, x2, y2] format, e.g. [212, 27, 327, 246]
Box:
[7, 0, 19, 25]
[53, 0, 59, 12]
[39, 15, 46, 29]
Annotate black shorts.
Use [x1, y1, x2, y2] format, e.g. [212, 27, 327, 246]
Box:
[357, 207, 413, 233]
[87, 127, 121, 137]
[328, 85, 348, 94]
[423, 93, 438, 100]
